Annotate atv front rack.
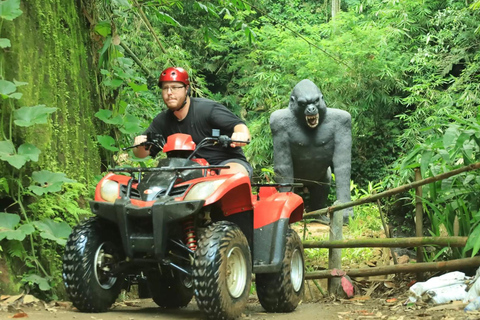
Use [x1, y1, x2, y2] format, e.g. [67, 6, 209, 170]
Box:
[109, 165, 230, 173]
[109, 165, 230, 198]
[251, 182, 303, 193]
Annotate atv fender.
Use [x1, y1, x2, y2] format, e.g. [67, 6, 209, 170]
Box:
[199, 173, 254, 216]
[252, 189, 304, 273]
[90, 198, 205, 259]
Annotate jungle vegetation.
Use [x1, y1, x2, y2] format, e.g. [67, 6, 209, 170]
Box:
[1, 0, 480, 299]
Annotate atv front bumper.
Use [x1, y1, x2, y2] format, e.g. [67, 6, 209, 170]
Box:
[90, 198, 205, 259]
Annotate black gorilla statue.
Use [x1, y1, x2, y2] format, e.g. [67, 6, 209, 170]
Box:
[270, 79, 353, 224]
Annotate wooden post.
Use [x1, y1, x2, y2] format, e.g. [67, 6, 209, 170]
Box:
[328, 208, 343, 295]
[415, 168, 424, 281]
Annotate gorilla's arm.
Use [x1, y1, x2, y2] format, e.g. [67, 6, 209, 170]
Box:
[270, 110, 294, 183]
[332, 110, 352, 205]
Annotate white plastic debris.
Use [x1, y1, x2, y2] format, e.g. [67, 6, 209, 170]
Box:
[465, 296, 480, 311]
[464, 266, 480, 304]
[408, 271, 471, 304]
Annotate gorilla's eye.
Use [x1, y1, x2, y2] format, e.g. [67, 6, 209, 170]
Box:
[315, 97, 320, 103]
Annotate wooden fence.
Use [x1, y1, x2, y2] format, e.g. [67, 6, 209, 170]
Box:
[300, 162, 480, 293]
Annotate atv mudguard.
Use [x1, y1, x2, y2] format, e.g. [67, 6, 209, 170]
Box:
[252, 187, 304, 273]
[90, 198, 205, 259]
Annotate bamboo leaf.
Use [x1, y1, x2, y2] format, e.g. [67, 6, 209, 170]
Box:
[94, 21, 111, 37]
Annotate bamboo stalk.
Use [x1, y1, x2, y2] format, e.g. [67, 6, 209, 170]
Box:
[305, 256, 480, 279]
[303, 162, 480, 219]
[302, 236, 467, 249]
[375, 194, 398, 264]
[119, 42, 154, 79]
[132, 0, 171, 63]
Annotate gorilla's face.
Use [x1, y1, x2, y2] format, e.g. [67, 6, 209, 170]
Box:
[289, 80, 326, 129]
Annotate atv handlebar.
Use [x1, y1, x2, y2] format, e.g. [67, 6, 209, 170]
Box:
[122, 133, 164, 151]
[123, 134, 249, 153]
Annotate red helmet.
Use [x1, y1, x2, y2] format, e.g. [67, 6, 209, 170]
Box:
[158, 67, 190, 86]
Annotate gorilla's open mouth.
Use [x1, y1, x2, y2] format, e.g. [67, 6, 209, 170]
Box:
[306, 114, 319, 128]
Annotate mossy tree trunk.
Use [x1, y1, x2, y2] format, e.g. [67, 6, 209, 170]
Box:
[1, 0, 102, 183]
[0, 0, 103, 294]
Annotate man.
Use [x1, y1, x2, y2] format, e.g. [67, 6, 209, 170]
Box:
[133, 67, 252, 177]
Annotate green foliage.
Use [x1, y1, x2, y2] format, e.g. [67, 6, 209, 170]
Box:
[13, 105, 57, 127]
[0, 212, 34, 241]
[391, 117, 480, 260]
[1, 0, 96, 298]
[0, 0, 22, 21]
[29, 170, 76, 196]
[0, 141, 40, 169]
[32, 220, 71, 246]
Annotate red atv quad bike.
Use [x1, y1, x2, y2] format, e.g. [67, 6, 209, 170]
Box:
[62, 131, 305, 320]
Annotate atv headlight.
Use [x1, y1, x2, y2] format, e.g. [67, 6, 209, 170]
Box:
[184, 179, 226, 201]
[100, 179, 120, 203]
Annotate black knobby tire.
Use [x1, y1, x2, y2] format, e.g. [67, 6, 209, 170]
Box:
[256, 228, 304, 312]
[193, 221, 252, 320]
[62, 217, 124, 312]
[147, 268, 193, 308]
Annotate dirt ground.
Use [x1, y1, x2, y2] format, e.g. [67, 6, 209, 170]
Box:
[1, 222, 479, 319]
[1, 293, 479, 320]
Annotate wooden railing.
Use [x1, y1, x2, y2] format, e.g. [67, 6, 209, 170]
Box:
[300, 162, 480, 293]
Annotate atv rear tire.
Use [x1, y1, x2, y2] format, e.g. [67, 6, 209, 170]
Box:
[147, 268, 193, 308]
[256, 228, 304, 312]
[63, 217, 124, 312]
[193, 221, 252, 320]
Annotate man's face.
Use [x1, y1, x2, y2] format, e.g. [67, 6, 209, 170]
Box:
[161, 81, 188, 111]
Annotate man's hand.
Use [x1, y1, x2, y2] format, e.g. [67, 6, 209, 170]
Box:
[132, 135, 150, 158]
[230, 131, 249, 148]
[230, 124, 251, 148]
[134, 135, 148, 145]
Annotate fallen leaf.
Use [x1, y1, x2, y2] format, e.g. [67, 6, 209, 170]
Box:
[4, 295, 23, 305]
[386, 298, 397, 303]
[397, 255, 410, 264]
[11, 312, 28, 318]
[341, 276, 354, 298]
[351, 296, 371, 301]
[22, 295, 39, 305]
[54, 301, 72, 308]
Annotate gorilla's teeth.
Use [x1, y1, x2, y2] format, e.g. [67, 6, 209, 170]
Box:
[306, 115, 319, 128]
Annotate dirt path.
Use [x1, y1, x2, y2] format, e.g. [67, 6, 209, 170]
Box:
[1, 296, 479, 320]
[2, 223, 479, 319]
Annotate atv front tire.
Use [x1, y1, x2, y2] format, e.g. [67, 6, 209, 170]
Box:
[256, 228, 304, 312]
[63, 217, 124, 312]
[147, 268, 193, 308]
[193, 221, 252, 320]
